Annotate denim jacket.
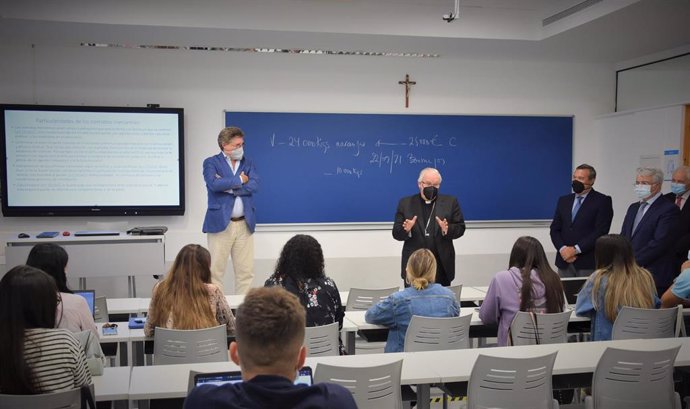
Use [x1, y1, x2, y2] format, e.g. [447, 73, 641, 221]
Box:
[364, 284, 460, 353]
[575, 274, 660, 341]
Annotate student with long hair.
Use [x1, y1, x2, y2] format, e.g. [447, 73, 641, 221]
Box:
[26, 243, 98, 337]
[265, 234, 345, 354]
[479, 236, 566, 346]
[145, 244, 235, 336]
[576, 234, 659, 340]
[0, 265, 91, 394]
[365, 248, 459, 353]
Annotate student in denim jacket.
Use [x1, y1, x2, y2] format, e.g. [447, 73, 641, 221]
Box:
[576, 234, 659, 341]
[365, 248, 459, 352]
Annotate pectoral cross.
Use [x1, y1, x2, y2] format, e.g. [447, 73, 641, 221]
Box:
[398, 74, 416, 108]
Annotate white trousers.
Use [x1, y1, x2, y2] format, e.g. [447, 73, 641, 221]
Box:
[207, 220, 254, 294]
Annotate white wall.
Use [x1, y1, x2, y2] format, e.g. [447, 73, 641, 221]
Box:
[617, 54, 690, 112]
[593, 104, 686, 233]
[0, 42, 615, 296]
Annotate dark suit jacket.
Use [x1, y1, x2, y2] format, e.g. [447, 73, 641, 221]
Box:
[663, 192, 690, 272]
[550, 189, 613, 270]
[392, 194, 465, 282]
[621, 196, 681, 289]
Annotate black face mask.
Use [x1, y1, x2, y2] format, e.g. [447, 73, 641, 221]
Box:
[423, 186, 438, 202]
[572, 180, 585, 194]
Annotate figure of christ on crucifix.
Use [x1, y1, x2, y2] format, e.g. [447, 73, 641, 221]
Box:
[398, 74, 416, 108]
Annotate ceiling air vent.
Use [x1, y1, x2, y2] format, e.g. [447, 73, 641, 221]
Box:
[542, 0, 603, 26]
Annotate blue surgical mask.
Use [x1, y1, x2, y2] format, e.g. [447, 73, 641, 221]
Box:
[634, 184, 651, 199]
[671, 182, 687, 196]
[229, 147, 244, 161]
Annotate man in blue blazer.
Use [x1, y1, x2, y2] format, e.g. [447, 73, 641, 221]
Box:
[203, 127, 259, 294]
[621, 167, 680, 295]
[550, 164, 613, 277]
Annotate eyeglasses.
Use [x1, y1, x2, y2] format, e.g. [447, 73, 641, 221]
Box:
[419, 181, 440, 188]
[102, 323, 118, 329]
[634, 181, 657, 186]
[223, 142, 245, 150]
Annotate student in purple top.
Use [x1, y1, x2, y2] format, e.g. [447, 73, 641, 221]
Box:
[184, 287, 356, 409]
[479, 236, 566, 346]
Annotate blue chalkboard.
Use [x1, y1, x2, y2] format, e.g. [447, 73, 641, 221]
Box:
[225, 112, 572, 223]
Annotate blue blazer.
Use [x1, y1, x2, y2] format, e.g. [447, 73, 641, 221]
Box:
[202, 153, 259, 234]
[550, 189, 613, 270]
[621, 196, 680, 289]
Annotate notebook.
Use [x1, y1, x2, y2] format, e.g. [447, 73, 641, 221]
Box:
[73, 289, 96, 318]
[193, 367, 313, 388]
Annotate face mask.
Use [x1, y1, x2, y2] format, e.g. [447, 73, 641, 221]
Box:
[571, 180, 585, 194]
[671, 182, 687, 196]
[229, 147, 244, 161]
[634, 184, 651, 199]
[423, 186, 438, 202]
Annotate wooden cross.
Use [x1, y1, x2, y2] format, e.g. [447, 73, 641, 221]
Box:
[398, 74, 416, 108]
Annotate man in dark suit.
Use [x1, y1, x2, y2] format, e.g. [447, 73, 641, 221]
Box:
[550, 164, 613, 277]
[621, 167, 681, 295]
[393, 168, 465, 286]
[664, 165, 690, 273]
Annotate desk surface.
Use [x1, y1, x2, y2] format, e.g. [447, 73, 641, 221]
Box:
[428, 337, 690, 383]
[93, 366, 131, 401]
[110, 287, 489, 315]
[129, 361, 240, 400]
[125, 337, 690, 401]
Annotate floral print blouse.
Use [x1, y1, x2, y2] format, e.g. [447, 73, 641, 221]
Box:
[264, 273, 346, 354]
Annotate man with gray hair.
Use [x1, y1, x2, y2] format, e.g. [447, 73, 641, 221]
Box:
[621, 167, 680, 295]
[664, 165, 690, 272]
[393, 167, 465, 286]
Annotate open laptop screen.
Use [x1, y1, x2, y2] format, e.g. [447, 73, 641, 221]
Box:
[73, 289, 96, 318]
[193, 367, 313, 388]
[561, 277, 587, 305]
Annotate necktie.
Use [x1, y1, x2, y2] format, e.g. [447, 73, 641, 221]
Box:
[571, 196, 583, 222]
[632, 201, 648, 234]
[676, 195, 683, 208]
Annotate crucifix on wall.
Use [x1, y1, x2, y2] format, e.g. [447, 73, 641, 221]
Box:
[398, 74, 416, 108]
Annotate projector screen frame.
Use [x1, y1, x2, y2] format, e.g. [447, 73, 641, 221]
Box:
[0, 104, 186, 217]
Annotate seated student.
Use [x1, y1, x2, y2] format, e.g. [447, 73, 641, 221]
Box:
[184, 287, 357, 409]
[26, 243, 99, 338]
[264, 234, 346, 354]
[661, 259, 690, 308]
[479, 236, 566, 346]
[0, 265, 91, 394]
[145, 244, 235, 337]
[365, 248, 459, 353]
[576, 234, 659, 341]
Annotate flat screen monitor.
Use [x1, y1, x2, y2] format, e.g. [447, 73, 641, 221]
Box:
[0, 104, 185, 217]
[73, 289, 96, 318]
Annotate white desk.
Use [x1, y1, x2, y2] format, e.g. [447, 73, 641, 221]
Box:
[128, 355, 437, 409]
[5, 233, 165, 297]
[427, 337, 690, 391]
[93, 366, 131, 406]
[108, 298, 148, 315]
[129, 361, 239, 402]
[98, 323, 134, 366]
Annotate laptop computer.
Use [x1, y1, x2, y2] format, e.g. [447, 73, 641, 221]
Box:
[73, 289, 96, 318]
[561, 277, 587, 305]
[191, 367, 313, 390]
